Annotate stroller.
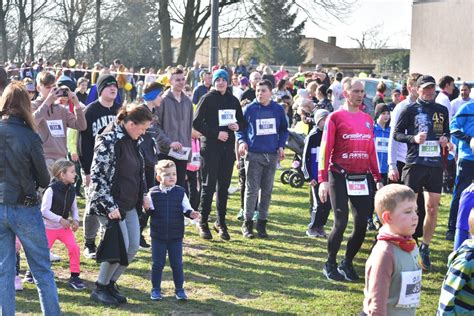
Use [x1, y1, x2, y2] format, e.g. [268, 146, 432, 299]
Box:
[280, 130, 306, 188]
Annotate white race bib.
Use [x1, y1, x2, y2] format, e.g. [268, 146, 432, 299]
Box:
[218, 109, 236, 126]
[168, 146, 191, 161]
[46, 120, 65, 137]
[346, 177, 369, 196]
[190, 152, 201, 168]
[396, 270, 422, 308]
[419, 140, 440, 157]
[256, 118, 277, 135]
[375, 137, 389, 153]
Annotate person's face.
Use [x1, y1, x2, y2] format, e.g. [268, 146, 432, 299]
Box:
[101, 84, 118, 101]
[171, 73, 185, 91]
[38, 83, 54, 98]
[256, 85, 272, 104]
[417, 84, 436, 101]
[232, 76, 239, 86]
[214, 77, 228, 94]
[79, 82, 88, 92]
[158, 166, 177, 187]
[445, 81, 454, 95]
[383, 199, 418, 237]
[27, 90, 36, 100]
[251, 73, 262, 86]
[203, 74, 212, 86]
[124, 120, 151, 140]
[378, 111, 390, 124]
[151, 94, 163, 108]
[392, 92, 401, 104]
[408, 83, 418, 98]
[460, 85, 470, 99]
[344, 81, 364, 108]
[185, 89, 193, 100]
[61, 165, 76, 185]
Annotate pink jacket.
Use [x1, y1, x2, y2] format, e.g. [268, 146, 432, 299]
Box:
[187, 138, 201, 172]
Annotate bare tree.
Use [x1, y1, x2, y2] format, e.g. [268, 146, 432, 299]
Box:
[349, 24, 389, 63]
[0, 0, 11, 62]
[158, 0, 172, 66]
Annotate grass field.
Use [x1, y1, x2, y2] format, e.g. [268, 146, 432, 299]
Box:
[14, 165, 453, 315]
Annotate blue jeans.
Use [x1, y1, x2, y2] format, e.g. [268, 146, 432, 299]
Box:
[151, 238, 184, 292]
[0, 204, 60, 316]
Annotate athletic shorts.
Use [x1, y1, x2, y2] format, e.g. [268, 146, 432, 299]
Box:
[402, 164, 443, 194]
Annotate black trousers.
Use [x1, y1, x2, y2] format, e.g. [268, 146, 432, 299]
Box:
[185, 169, 201, 211]
[308, 182, 331, 228]
[448, 159, 474, 232]
[199, 144, 235, 225]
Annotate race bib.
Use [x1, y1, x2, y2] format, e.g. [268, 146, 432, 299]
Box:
[396, 270, 422, 308]
[419, 140, 440, 157]
[346, 177, 369, 196]
[190, 152, 201, 168]
[375, 137, 389, 153]
[46, 120, 65, 137]
[168, 147, 191, 161]
[256, 118, 277, 135]
[218, 109, 236, 126]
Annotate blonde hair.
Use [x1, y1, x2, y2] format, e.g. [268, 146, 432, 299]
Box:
[155, 159, 176, 175]
[306, 81, 319, 97]
[51, 159, 75, 180]
[374, 184, 416, 223]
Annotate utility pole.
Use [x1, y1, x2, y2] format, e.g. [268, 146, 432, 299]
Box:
[209, 0, 219, 70]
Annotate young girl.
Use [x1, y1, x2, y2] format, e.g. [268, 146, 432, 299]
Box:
[41, 159, 85, 290]
[186, 129, 202, 212]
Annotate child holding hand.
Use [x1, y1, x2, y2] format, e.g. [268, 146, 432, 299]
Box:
[147, 160, 200, 301]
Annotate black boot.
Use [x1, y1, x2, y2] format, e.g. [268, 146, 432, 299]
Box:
[213, 221, 230, 241]
[90, 282, 119, 306]
[256, 219, 268, 238]
[241, 221, 254, 239]
[108, 280, 127, 304]
[199, 222, 213, 240]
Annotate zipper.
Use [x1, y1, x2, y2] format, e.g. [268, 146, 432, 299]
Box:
[62, 185, 70, 221]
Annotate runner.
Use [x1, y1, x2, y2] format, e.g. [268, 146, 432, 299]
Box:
[318, 78, 383, 282]
[394, 75, 450, 270]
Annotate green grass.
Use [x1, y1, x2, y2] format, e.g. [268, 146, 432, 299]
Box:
[15, 164, 453, 315]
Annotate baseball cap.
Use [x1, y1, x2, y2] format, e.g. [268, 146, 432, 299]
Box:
[416, 75, 436, 88]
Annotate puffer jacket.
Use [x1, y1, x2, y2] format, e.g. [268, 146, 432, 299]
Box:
[89, 121, 145, 217]
[0, 116, 50, 205]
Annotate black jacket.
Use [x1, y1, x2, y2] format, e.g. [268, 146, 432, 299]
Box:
[193, 89, 246, 150]
[0, 116, 50, 205]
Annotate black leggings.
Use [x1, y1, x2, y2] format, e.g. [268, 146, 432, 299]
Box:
[327, 171, 372, 265]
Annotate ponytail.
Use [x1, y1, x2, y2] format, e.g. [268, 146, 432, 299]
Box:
[117, 103, 153, 125]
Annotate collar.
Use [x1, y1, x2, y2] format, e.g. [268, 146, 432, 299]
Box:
[159, 184, 175, 193]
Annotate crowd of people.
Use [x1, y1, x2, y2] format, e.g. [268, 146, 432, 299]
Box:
[0, 57, 473, 315]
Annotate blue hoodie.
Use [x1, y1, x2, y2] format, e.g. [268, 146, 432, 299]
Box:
[451, 101, 474, 161]
[236, 100, 288, 154]
[374, 123, 390, 174]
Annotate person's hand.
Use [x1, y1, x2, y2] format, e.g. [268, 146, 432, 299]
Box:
[45, 87, 62, 105]
[170, 142, 183, 151]
[238, 142, 248, 156]
[71, 153, 79, 162]
[278, 147, 285, 161]
[414, 132, 427, 144]
[388, 168, 399, 183]
[68, 90, 80, 109]
[190, 211, 200, 220]
[71, 220, 79, 232]
[228, 122, 239, 131]
[439, 136, 449, 148]
[310, 179, 317, 187]
[376, 181, 384, 190]
[143, 195, 151, 210]
[108, 209, 121, 220]
[217, 131, 229, 142]
[60, 218, 70, 229]
[318, 181, 329, 203]
[85, 174, 91, 187]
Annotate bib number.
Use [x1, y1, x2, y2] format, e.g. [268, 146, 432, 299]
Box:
[168, 146, 191, 161]
[396, 270, 422, 308]
[375, 137, 389, 153]
[46, 120, 65, 137]
[345, 175, 369, 196]
[218, 109, 236, 126]
[419, 140, 440, 157]
[190, 152, 201, 168]
[256, 118, 277, 135]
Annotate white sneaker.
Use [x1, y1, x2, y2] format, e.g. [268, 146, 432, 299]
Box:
[49, 251, 61, 262]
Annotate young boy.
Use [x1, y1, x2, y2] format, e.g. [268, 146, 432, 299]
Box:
[302, 109, 331, 237]
[453, 183, 474, 250]
[438, 210, 474, 314]
[147, 160, 200, 301]
[363, 184, 421, 316]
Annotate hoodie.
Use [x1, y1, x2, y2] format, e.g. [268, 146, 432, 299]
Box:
[438, 239, 474, 315]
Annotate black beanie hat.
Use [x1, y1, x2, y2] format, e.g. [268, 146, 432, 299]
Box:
[96, 74, 117, 96]
[57, 75, 76, 92]
[374, 103, 390, 120]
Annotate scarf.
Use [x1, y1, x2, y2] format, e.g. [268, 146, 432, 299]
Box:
[377, 230, 416, 252]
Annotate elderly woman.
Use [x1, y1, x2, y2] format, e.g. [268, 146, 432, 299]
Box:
[89, 104, 153, 306]
[0, 81, 61, 315]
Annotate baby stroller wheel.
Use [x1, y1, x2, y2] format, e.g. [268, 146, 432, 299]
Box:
[289, 173, 304, 188]
[280, 169, 291, 185]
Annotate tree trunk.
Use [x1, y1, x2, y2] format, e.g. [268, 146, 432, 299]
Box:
[176, 0, 194, 65]
[158, 0, 172, 66]
[27, 0, 34, 59]
[93, 0, 101, 61]
[0, 13, 7, 63]
[62, 31, 76, 58]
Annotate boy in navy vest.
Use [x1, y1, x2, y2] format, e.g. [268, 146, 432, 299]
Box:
[146, 160, 200, 301]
